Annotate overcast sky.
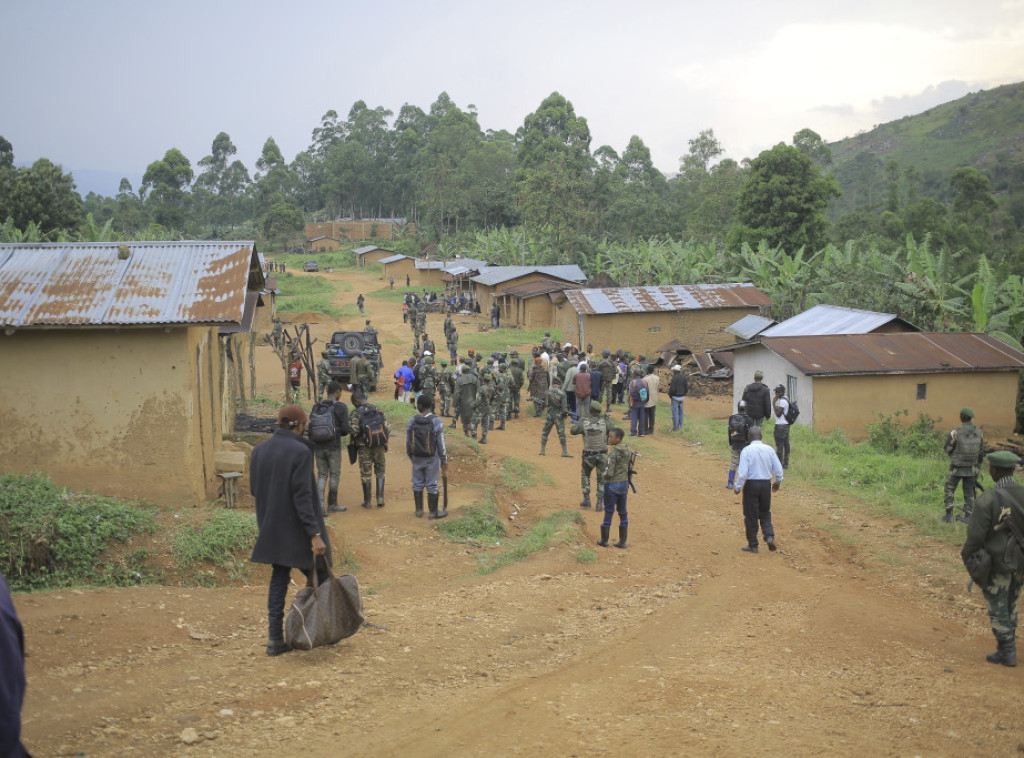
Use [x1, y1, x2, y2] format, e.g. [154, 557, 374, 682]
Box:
[3, 0, 1022, 196]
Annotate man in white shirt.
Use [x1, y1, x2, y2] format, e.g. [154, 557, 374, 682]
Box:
[772, 384, 791, 469]
[734, 427, 784, 553]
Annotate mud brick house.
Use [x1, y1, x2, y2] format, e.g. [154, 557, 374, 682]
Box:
[0, 241, 264, 505]
[304, 235, 341, 253]
[557, 283, 773, 357]
[354, 245, 398, 268]
[730, 332, 1024, 438]
[415, 258, 446, 288]
[470, 266, 587, 311]
[494, 279, 582, 329]
[379, 254, 417, 283]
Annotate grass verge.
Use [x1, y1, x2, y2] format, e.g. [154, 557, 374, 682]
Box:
[500, 456, 553, 487]
[476, 511, 584, 575]
[172, 510, 259, 586]
[0, 473, 159, 591]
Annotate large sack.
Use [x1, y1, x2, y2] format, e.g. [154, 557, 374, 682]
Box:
[285, 562, 364, 650]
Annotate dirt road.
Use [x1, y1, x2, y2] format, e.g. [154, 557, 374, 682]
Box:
[16, 264, 1024, 756]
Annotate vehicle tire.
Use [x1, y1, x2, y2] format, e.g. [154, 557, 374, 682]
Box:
[341, 333, 365, 353]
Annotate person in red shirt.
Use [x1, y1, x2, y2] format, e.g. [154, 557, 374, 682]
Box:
[289, 355, 303, 402]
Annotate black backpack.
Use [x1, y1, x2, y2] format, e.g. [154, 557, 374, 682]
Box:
[361, 405, 389, 449]
[409, 415, 436, 458]
[728, 414, 749, 444]
[309, 402, 337, 443]
[784, 398, 800, 424]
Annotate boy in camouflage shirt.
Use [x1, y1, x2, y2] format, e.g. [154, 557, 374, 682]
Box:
[599, 428, 633, 549]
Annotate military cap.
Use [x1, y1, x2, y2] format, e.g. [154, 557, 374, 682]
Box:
[510, 350, 519, 356]
[987, 450, 1019, 468]
[424, 356, 434, 364]
[482, 373, 493, 382]
[602, 348, 610, 357]
[590, 401, 603, 413]
[961, 407, 975, 419]
[440, 360, 448, 365]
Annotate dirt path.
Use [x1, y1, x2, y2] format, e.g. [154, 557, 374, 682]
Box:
[17, 264, 1024, 756]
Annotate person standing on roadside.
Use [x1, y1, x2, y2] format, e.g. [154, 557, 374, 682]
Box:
[628, 368, 648, 437]
[734, 427, 783, 554]
[539, 377, 572, 458]
[573, 400, 609, 510]
[741, 370, 772, 426]
[643, 365, 660, 435]
[961, 450, 1024, 667]
[668, 364, 689, 431]
[250, 404, 331, 656]
[356, 293, 365, 313]
[772, 384, 791, 469]
[406, 394, 449, 519]
[288, 353, 304, 402]
[943, 407, 986, 523]
[598, 428, 633, 549]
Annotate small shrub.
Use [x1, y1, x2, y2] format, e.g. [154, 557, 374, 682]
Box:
[476, 511, 583, 574]
[867, 410, 945, 457]
[576, 548, 597, 563]
[437, 501, 506, 543]
[499, 457, 552, 488]
[0, 473, 158, 591]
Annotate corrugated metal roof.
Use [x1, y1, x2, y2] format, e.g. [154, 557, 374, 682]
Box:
[565, 283, 773, 315]
[472, 265, 586, 287]
[415, 259, 445, 270]
[379, 254, 408, 264]
[759, 333, 1024, 375]
[761, 304, 919, 337]
[0, 241, 260, 328]
[726, 314, 777, 339]
[353, 245, 381, 255]
[498, 279, 581, 298]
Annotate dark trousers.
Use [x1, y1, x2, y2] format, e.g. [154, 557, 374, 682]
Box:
[773, 424, 791, 467]
[566, 390, 577, 416]
[741, 480, 775, 548]
[268, 560, 326, 641]
[602, 481, 629, 527]
[630, 404, 647, 436]
[645, 405, 656, 435]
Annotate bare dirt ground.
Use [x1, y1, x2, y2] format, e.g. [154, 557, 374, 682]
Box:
[17, 265, 1024, 757]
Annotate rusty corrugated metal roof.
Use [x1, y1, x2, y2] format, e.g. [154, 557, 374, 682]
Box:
[498, 279, 581, 298]
[0, 241, 259, 327]
[565, 283, 773, 315]
[760, 333, 1024, 375]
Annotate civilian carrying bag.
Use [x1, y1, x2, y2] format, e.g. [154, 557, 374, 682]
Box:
[308, 401, 338, 443]
[285, 559, 364, 650]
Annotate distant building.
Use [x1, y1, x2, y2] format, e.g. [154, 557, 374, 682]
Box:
[470, 265, 587, 309]
[0, 241, 264, 505]
[557, 283, 773, 356]
[304, 235, 341, 253]
[759, 304, 919, 338]
[354, 245, 398, 268]
[380, 254, 416, 283]
[730, 332, 1024, 438]
[495, 279, 582, 329]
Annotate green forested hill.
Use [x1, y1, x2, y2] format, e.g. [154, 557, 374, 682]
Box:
[828, 80, 1024, 207]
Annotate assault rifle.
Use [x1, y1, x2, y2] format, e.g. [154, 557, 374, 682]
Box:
[628, 451, 640, 493]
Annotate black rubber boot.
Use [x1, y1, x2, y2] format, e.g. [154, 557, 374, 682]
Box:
[414, 489, 424, 518]
[580, 494, 591, 509]
[479, 433, 487, 444]
[327, 489, 346, 513]
[430, 492, 446, 519]
[941, 506, 953, 523]
[376, 476, 386, 507]
[613, 525, 628, 549]
[426, 491, 438, 519]
[597, 526, 610, 547]
[360, 481, 372, 509]
[561, 444, 573, 458]
[987, 639, 1017, 667]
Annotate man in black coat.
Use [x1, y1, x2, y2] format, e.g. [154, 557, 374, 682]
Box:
[741, 370, 772, 425]
[1, 572, 30, 757]
[250, 404, 332, 656]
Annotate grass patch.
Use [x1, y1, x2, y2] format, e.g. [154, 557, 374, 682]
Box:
[275, 273, 344, 317]
[436, 497, 506, 543]
[576, 547, 597, 563]
[681, 415, 960, 544]
[456, 327, 560, 357]
[499, 456, 552, 488]
[172, 510, 259, 586]
[0, 473, 159, 591]
[335, 545, 360, 574]
[376, 398, 417, 426]
[476, 510, 583, 575]
[272, 251, 357, 271]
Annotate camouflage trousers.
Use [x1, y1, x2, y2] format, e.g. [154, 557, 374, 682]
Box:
[475, 406, 492, 436]
[944, 470, 977, 513]
[439, 388, 451, 415]
[984, 571, 1024, 642]
[540, 416, 567, 447]
[493, 395, 508, 423]
[510, 388, 521, 414]
[459, 406, 476, 437]
[581, 451, 608, 502]
[602, 382, 615, 409]
[357, 445, 386, 483]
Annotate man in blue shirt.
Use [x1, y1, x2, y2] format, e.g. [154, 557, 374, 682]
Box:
[734, 427, 784, 553]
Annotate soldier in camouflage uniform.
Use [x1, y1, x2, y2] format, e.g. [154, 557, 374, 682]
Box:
[943, 407, 986, 523]
[421, 333, 436, 357]
[494, 363, 511, 430]
[443, 313, 454, 341]
[597, 349, 617, 411]
[539, 378, 573, 457]
[438, 359, 453, 417]
[475, 373, 495, 444]
[572, 400, 609, 510]
[447, 328, 459, 361]
[316, 354, 332, 399]
[542, 332, 553, 354]
[528, 357, 551, 417]
[350, 350, 373, 397]
[454, 357, 479, 438]
[508, 351, 524, 418]
[351, 390, 390, 509]
[271, 318, 283, 350]
[419, 355, 438, 403]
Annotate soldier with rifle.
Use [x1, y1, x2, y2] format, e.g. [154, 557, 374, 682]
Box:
[572, 400, 609, 510]
[598, 427, 635, 549]
[943, 407, 986, 523]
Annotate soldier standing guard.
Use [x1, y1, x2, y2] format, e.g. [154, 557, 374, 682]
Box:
[539, 378, 573, 458]
[943, 407, 986, 523]
[508, 351, 524, 418]
[528, 357, 551, 417]
[454, 357, 479, 437]
[438, 359, 453, 417]
[316, 354, 332, 400]
[475, 373, 495, 444]
[572, 401, 609, 510]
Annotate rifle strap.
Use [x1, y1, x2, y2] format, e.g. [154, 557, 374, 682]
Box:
[993, 489, 1024, 546]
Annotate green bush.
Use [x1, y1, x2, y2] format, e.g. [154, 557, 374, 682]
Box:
[867, 411, 945, 457]
[0, 473, 158, 591]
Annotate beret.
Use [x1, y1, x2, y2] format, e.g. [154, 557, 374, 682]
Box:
[987, 450, 1019, 468]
